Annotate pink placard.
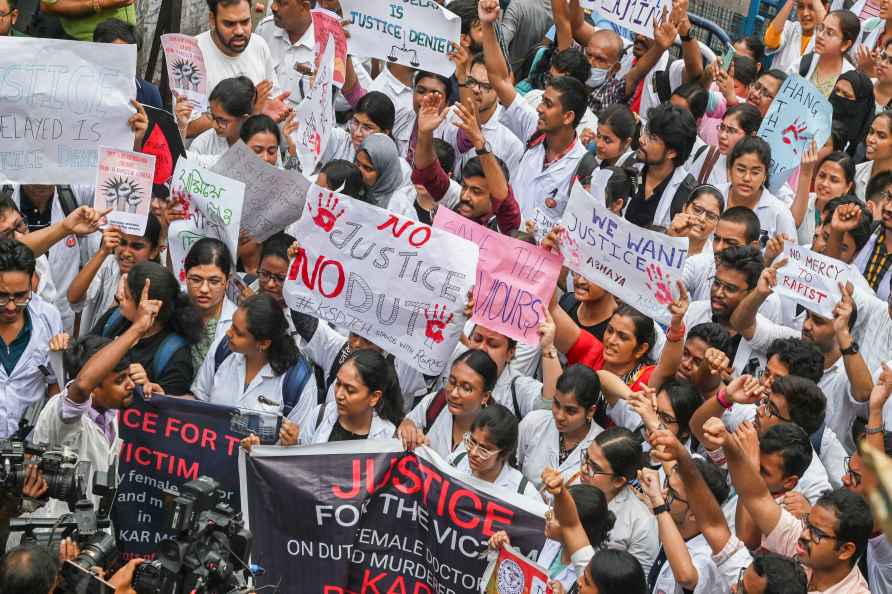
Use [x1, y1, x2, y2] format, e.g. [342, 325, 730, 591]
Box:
[434, 207, 562, 345]
[312, 8, 347, 87]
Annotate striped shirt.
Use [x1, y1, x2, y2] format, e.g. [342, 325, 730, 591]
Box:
[864, 229, 892, 291]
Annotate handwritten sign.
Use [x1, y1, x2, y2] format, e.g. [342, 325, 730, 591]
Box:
[757, 75, 832, 193]
[312, 8, 348, 87]
[293, 35, 335, 175]
[341, 0, 461, 77]
[581, 0, 671, 38]
[161, 33, 208, 113]
[168, 157, 245, 284]
[559, 176, 688, 326]
[0, 37, 136, 184]
[775, 241, 851, 318]
[93, 147, 155, 235]
[482, 545, 552, 594]
[283, 185, 479, 374]
[210, 141, 310, 242]
[434, 207, 561, 345]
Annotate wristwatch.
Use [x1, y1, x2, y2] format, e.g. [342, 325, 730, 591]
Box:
[841, 341, 860, 356]
[475, 141, 492, 156]
[680, 32, 693, 42]
[652, 503, 670, 516]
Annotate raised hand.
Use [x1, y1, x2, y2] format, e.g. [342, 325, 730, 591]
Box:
[417, 95, 447, 134]
[756, 257, 788, 297]
[654, 8, 679, 50]
[763, 233, 789, 267]
[636, 468, 665, 509]
[49, 332, 70, 352]
[701, 416, 729, 450]
[279, 418, 300, 446]
[538, 304, 557, 350]
[133, 279, 162, 334]
[128, 100, 148, 149]
[649, 427, 687, 463]
[63, 206, 111, 237]
[831, 202, 863, 234]
[726, 374, 765, 405]
[477, 0, 500, 24]
[832, 282, 855, 336]
[540, 467, 565, 495]
[454, 99, 485, 150]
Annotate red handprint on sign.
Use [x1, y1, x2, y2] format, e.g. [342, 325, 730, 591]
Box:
[782, 118, 808, 154]
[424, 304, 454, 344]
[307, 190, 345, 232]
[645, 263, 674, 305]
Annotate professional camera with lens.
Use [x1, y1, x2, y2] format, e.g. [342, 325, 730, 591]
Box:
[132, 475, 253, 594]
[0, 439, 89, 508]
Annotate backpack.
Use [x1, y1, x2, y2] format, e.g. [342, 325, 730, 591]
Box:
[423, 377, 524, 434]
[798, 53, 816, 78]
[451, 451, 530, 494]
[667, 173, 700, 222]
[101, 309, 189, 381]
[810, 424, 825, 457]
[212, 335, 314, 418]
[654, 69, 673, 104]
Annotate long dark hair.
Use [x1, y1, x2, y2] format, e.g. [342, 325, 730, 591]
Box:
[241, 294, 299, 375]
[568, 484, 616, 549]
[346, 349, 404, 426]
[126, 262, 203, 344]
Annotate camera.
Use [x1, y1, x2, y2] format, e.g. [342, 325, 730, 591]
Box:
[0, 440, 90, 508]
[132, 475, 253, 594]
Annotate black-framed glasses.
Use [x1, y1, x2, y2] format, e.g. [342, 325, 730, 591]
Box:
[712, 277, 744, 296]
[656, 410, 678, 428]
[758, 397, 793, 422]
[663, 472, 688, 507]
[186, 275, 227, 289]
[802, 517, 838, 545]
[751, 81, 775, 100]
[844, 456, 862, 486]
[0, 290, 31, 308]
[688, 203, 720, 223]
[580, 450, 615, 479]
[258, 268, 286, 286]
[464, 77, 493, 92]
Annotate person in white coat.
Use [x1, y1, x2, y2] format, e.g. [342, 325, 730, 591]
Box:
[399, 350, 497, 460]
[788, 10, 859, 98]
[448, 404, 541, 500]
[300, 349, 403, 445]
[764, 0, 822, 73]
[192, 294, 316, 445]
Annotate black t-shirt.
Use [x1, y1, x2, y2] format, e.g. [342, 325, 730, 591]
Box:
[625, 166, 674, 228]
[91, 308, 194, 396]
[558, 293, 611, 341]
[328, 421, 369, 442]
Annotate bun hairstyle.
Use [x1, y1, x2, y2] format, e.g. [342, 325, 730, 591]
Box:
[346, 349, 404, 426]
[241, 294, 299, 375]
[126, 261, 203, 344]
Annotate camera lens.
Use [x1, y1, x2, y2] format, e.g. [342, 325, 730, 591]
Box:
[132, 559, 163, 594]
[71, 532, 117, 571]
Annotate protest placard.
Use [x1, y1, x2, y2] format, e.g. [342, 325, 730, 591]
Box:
[341, 0, 461, 77]
[0, 37, 136, 184]
[240, 440, 547, 594]
[168, 157, 245, 283]
[210, 141, 310, 241]
[757, 75, 832, 192]
[93, 147, 155, 235]
[161, 33, 208, 113]
[141, 105, 187, 194]
[282, 185, 478, 375]
[580, 0, 671, 38]
[434, 207, 561, 345]
[312, 7, 348, 87]
[482, 546, 552, 594]
[775, 241, 851, 319]
[559, 176, 688, 326]
[293, 35, 335, 175]
[115, 394, 243, 558]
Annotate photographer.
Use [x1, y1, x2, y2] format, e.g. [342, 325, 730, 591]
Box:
[0, 466, 48, 552]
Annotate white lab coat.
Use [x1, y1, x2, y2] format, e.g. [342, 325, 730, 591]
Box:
[406, 391, 470, 461]
[651, 533, 729, 594]
[716, 183, 798, 241]
[767, 20, 816, 74]
[650, 166, 697, 229]
[449, 451, 542, 500]
[300, 401, 396, 444]
[516, 409, 604, 490]
[604, 485, 660, 576]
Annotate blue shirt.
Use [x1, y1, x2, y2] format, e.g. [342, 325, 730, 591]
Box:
[0, 311, 32, 375]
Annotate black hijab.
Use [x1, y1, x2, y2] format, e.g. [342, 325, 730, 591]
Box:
[829, 71, 875, 157]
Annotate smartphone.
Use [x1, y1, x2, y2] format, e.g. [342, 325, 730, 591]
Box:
[721, 46, 736, 71]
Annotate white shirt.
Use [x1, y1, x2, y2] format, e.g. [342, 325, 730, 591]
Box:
[386, 180, 461, 222]
[190, 336, 319, 430]
[716, 183, 798, 241]
[449, 451, 542, 500]
[520, 89, 599, 138]
[798, 446, 833, 504]
[516, 409, 603, 490]
[0, 296, 62, 438]
[683, 300, 765, 375]
[501, 94, 586, 227]
[767, 20, 815, 73]
[854, 160, 874, 201]
[687, 149, 727, 187]
[300, 401, 396, 444]
[652, 533, 729, 594]
[868, 533, 892, 594]
[605, 485, 660, 577]
[406, 391, 469, 460]
[369, 66, 416, 157]
[442, 104, 524, 182]
[255, 17, 314, 106]
[196, 31, 277, 92]
[188, 128, 231, 158]
[850, 290, 892, 372]
[70, 256, 120, 338]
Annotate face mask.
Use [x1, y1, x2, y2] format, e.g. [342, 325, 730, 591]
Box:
[587, 67, 610, 88]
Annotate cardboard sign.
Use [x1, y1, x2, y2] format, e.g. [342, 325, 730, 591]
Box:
[168, 157, 245, 284]
[482, 546, 552, 594]
[312, 8, 348, 87]
[161, 33, 208, 113]
[293, 35, 335, 175]
[559, 176, 688, 326]
[434, 207, 561, 345]
[341, 0, 461, 77]
[283, 185, 479, 375]
[775, 241, 851, 318]
[94, 147, 155, 235]
[582, 0, 671, 38]
[757, 75, 832, 193]
[0, 37, 136, 184]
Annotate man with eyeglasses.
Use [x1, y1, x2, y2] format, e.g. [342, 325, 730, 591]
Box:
[710, 418, 872, 594]
[0, 239, 62, 439]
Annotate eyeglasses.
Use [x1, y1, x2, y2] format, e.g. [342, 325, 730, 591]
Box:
[656, 410, 679, 428]
[186, 275, 227, 289]
[580, 450, 616, 479]
[203, 111, 240, 128]
[445, 376, 477, 397]
[718, 123, 742, 136]
[758, 397, 793, 422]
[815, 23, 839, 38]
[712, 277, 744, 296]
[802, 517, 838, 545]
[879, 52, 892, 66]
[258, 268, 286, 286]
[751, 81, 776, 100]
[348, 117, 380, 137]
[462, 432, 500, 461]
[688, 203, 721, 223]
[664, 479, 688, 507]
[464, 77, 493, 92]
[844, 456, 862, 486]
[0, 290, 31, 307]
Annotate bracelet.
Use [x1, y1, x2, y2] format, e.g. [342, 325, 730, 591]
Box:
[543, 347, 558, 360]
[652, 503, 670, 516]
[716, 389, 733, 410]
[680, 32, 693, 42]
[864, 426, 885, 435]
[666, 323, 685, 343]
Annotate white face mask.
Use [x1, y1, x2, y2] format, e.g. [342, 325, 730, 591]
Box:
[587, 67, 610, 88]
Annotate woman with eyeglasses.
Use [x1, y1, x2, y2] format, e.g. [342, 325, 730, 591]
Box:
[187, 76, 256, 164]
[873, 38, 892, 112]
[791, 10, 859, 98]
[488, 468, 616, 591]
[399, 350, 497, 458]
[793, 150, 855, 245]
[580, 427, 659, 577]
[182, 238, 237, 374]
[627, 379, 703, 467]
[449, 404, 541, 499]
[855, 111, 892, 200]
[321, 91, 397, 168]
[666, 186, 725, 257]
[690, 103, 762, 188]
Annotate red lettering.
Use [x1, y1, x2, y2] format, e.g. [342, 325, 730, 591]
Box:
[448, 489, 481, 530]
[180, 422, 199, 445]
[377, 215, 413, 238]
[287, 248, 345, 298]
[377, 215, 432, 247]
[164, 417, 181, 438]
[121, 408, 139, 429]
[360, 568, 387, 594]
[482, 501, 514, 537]
[412, 585, 431, 594]
[120, 409, 158, 433]
[324, 588, 345, 594]
[143, 412, 158, 433]
[372, 457, 400, 493]
[333, 460, 362, 499]
[408, 226, 431, 247]
[224, 435, 241, 456]
[418, 464, 443, 507]
[200, 428, 217, 450]
[385, 576, 407, 594]
[393, 456, 421, 495]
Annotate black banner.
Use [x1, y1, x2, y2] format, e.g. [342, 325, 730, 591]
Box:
[114, 395, 243, 558]
[242, 441, 548, 594]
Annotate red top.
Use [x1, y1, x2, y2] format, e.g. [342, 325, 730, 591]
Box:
[566, 329, 655, 391]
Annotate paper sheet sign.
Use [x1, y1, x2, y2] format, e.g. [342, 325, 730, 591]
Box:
[482, 545, 552, 594]
[161, 33, 208, 113]
[168, 158, 244, 285]
[93, 147, 155, 236]
[757, 75, 832, 193]
[582, 0, 671, 38]
[312, 8, 348, 87]
[283, 185, 479, 375]
[775, 241, 851, 319]
[559, 176, 688, 326]
[293, 35, 335, 175]
[434, 207, 561, 345]
[341, 0, 461, 77]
